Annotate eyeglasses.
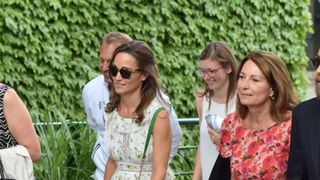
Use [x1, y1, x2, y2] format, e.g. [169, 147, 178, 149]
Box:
[311, 56, 320, 69]
[197, 66, 223, 77]
[109, 64, 143, 79]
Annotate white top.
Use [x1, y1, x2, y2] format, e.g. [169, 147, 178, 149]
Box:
[82, 75, 109, 180]
[104, 97, 173, 180]
[82, 75, 181, 180]
[200, 96, 236, 180]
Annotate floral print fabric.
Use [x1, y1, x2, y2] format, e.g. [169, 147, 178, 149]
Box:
[218, 113, 291, 180]
[104, 98, 173, 180]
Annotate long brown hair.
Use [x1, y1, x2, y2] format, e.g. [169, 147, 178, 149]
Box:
[105, 40, 165, 124]
[236, 51, 299, 122]
[198, 41, 238, 112]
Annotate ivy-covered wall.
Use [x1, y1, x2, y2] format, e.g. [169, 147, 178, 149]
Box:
[0, 0, 312, 120]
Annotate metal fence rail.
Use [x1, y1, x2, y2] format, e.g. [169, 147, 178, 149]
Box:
[34, 118, 199, 126]
[174, 118, 198, 176]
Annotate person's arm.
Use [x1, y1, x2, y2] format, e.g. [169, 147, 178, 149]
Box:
[192, 148, 202, 180]
[4, 89, 41, 162]
[151, 109, 171, 180]
[167, 108, 181, 159]
[82, 85, 90, 116]
[192, 93, 203, 180]
[104, 157, 116, 180]
[158, 92, 182, 160]
[286, 109, 306, 179]
[82, 85, 94, 128]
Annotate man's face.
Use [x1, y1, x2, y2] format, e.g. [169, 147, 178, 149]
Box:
[99, 42, 119, 83]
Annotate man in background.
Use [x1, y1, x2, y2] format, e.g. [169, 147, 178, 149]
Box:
[286, 48, 320, 179]
[82, 32, 182, 179]
[82, 32, 132, 179]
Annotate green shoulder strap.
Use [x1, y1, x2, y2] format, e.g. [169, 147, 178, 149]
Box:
[142, 107, 165, 160]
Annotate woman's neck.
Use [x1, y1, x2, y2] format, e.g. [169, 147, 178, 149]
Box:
[211, 81, 229, 104]
[118, 92, 141, 118]
[243, 104, 275, 130]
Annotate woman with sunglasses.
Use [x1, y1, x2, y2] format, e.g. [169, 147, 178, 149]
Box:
[103, 40, 173, 180]
[192, 42, 238, 180]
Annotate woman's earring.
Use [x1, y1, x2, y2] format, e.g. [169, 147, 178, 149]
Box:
[270, 95, 275, 101]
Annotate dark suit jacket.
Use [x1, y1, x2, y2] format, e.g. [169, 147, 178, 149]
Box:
[287, 97, 320, 180]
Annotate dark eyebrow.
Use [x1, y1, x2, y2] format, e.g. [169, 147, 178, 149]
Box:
[251, 74, 263, 78]
[239, 72, 263, 79]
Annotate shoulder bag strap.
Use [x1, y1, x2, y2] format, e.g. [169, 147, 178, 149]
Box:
[142, 107, 165, 160]
[139, 107, 165, 179]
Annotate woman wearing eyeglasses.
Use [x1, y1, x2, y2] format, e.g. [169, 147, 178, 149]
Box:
[192, 42, 238, 180]
[103, 40, 173, 180]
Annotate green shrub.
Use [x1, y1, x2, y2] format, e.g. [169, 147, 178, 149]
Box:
[0, 0, 312, 119]
[1, 1, 312, 178]
[34, 113, 96, 179]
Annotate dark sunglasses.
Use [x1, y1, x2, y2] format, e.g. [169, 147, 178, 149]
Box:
[311, 56, 320, 69]
[109, 64, 143, 79]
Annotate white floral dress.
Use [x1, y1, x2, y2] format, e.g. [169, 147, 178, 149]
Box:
[104, 98, 174, 180]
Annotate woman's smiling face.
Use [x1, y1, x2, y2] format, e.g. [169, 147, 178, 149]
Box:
[198, 59, 231, 91]
[111, 52, 145, 96]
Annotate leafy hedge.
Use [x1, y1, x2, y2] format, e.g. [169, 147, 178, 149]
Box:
[0, 0, 312, 119]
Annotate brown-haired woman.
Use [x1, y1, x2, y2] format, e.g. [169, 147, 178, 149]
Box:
[192, 42, 238, 180]
[218, 51, 298, 179]
[103, 40, 173, 179]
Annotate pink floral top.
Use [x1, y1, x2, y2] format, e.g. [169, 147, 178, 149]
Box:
[218, 113, 291, 180]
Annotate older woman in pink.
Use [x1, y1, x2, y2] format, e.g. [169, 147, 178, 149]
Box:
[218, 51, 298, 179]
